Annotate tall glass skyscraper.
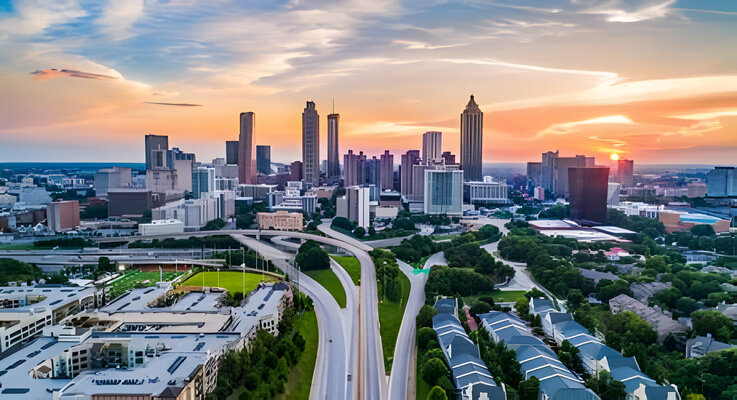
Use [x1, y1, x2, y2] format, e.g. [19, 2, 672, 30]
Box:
[256, 145, 271, 175]
[302, 101, 320, 186]
[327, 113, 340, 180]
[460, 95, 483, 181]
[238, 112, 256, 184]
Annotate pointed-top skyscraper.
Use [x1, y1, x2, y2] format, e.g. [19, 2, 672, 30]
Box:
[460, 94, 483, 181]
[302, 101, 320, 186]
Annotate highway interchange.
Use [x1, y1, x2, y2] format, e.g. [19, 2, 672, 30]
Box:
[7, 218, 523, 399]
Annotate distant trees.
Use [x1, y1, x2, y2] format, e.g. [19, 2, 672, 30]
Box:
[585, 370, 627, 400]
[295, 240, 330, 271]
[0, 259, 44, 285]
[331, 216, 354, 231]
[517, 376, 540, 400]
[201, 218, 226, 231]
[424, 265, 493, 299]
[352, 226, 366, 238]
[691, 310, 735, 342]
[558, 340, 584, 374]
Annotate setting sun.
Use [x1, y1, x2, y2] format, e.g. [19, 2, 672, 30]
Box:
[610, 153, 620, 161]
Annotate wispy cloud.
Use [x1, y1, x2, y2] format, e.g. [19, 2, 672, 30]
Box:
[144, 102, 203, 107]
[582, 0, 675, 23]
[539, 115, 634, 136]
[673, 7, 737, 16]
[95, 0, 145, 40]
[30, 68, 120, 80]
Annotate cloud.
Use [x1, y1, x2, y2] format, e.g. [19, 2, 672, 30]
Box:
[95, 0, 145, 39]
[673, 7, 737, 16]
[539, 115, 634, 136]
[393, 40, 466, 50]
[144, 102, 203, 107]
[30, 68, 120, 80]
[0, 0, 87, 37]
[582, 0, 675, 23]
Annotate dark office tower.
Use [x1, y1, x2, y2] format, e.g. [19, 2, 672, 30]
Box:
[226, 141, 239, 165]
[380, 150, 394, 191]
[460, 95, 483, 181]
[422, 131, 442, 165]
[327, 113, 340, 180]
[568, 166, 610, 224]
[527, 162, 541, 187]
[365, 156, 381, 186]
[556, 155, 592, 196]
[441, 151, 456, 166]
[290, 161, 303, 181]
[343, 150, 366, 187]
[256, 145, 271, 175]
[144, 134, 168, 170]
[238, 112, 256, 185]
[302, 101, 320, 186]
[541, 150, 559, 193]
[401, 150, 421, 196]
[616, 159, 634, 187]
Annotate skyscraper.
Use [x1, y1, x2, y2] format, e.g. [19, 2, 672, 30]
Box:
[380, 150, 394, 191]
[144, 134, 168, 170]
[290, 161, 303, 182]
[400, 150, 421, 196]
[256, 145, 271, 175]
[424, 167, 464, 215]
[327, 113, 340, 180]
[302, 101, 320, 186]
[238, 112, 256, 185]
[460, 95, 483, 181]
[568, 166, 610, 224]
[422, 131, 442, 165]
[441, 151, 456, 166]
[616, 159, 634, 187]
[526, 162, 542, 187]
[365, 156, 381, 186]
[343, 150, 366, 187]
[556, 155, 592, 196]
[540, 150, 559, 193]
[226, 140, 239, 165]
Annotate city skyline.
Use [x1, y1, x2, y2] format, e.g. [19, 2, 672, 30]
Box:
[1, 0, 737, 164]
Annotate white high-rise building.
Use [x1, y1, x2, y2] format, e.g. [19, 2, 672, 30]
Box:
[336, 186, 370, 229]
[422, 131, 442, 165]
[424, 167, 464, 215]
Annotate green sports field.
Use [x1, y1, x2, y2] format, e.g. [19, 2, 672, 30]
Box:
[181, 271, 277, 295]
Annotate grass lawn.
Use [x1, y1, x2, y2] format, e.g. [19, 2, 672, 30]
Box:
[305, 269, 346, 308]
[378, 271, 410, 373]
[282, 310, 319, 400]
[109, 270, 184, 297]
[181, 271, 276, 295]
[332, 256, 361, 285]
[463, 290, 527, 305]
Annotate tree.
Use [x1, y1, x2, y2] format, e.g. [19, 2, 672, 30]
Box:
[331, 216, 353, 231]
[470, 301, 491, 316]
[421, 357, 449, 386]
[417, 305, 439, 329]
[97, 256, 113, 272]
[353, 226, 366, 238]
[427, 386, 448, 400]
[567, 289, 584, 311]
[417, 327, 438, 352]
[691, 310, 735, 342]
[518, 376, 540, 400]
[558, 340, 584, 374]
[515, 297, 529, 316]
[644, 255, 669, 273]
[295, 241, 330, 271]
[690, 224, 715, 237]
[675, 296, 699, 317]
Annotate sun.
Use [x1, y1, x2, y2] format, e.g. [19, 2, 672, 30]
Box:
[610, 153, 619, 161]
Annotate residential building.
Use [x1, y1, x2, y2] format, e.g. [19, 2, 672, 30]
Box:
[609, 294, 687, 343]
[47, 200, 80, 232]
[257, 210, 303, 231]
[336, 186, 370, 229]
[686, 335, 735, 358]
[615, 159, 635, 187]
[302, 101, 320, 186]
[256, 145, 271, 175]
[534, 186, 545, 201]
[238, 111, 257, 185]
[192, 167, 216, 199]
[226, 140, 239, 165]
[94, 167, 132, 196]
[400, 150, 421, 196]
[327, 113, 340, 180]
[144, 134, 168, 170]
[460, 95, 483, 181]
[380, 150, 394, 190]
[422, 131, 442, 165]
[138, 219, 185, 235]
[463, 177, 508, 206]
[424, 167, 464, 215]
[707, 166, 737, 197]
[434, 300, 505, 400]
[366, 155, 381, 186]
[568, 166, 610, 224]
[343, 150, 366, 187]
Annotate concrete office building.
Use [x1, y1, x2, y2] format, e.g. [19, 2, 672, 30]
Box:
[238, 112, 257, 185]
[302, 101, 320, 186]
[145, 168, 178, 192]
[172, 158, 192, 192]
[441, 151, 456, 166]
[257, 210, 303, 231]
[707, 166, 737, 197]
[93, 167, 131, 196]
[18, 186, 52, 205]
[214, 190, 236, 219]
[400, 150, 421, 196]
[144, 134, 168, 170]
[526, 161, 541, 187]
[107, 189, 166, 218]
[422, 131, 442, 165]
[47, 200, 80, 232]
[336, 186, 370, 229]
[686, 182, 707, 198]
[192, 167, 216, 199]
[460, 95, 483, 181]
[424, 167, 464, 215]
[608, 182, 621, 206]
[616, 159, 635, 187]
[256, 145, 271, 175]
[568, 166, 610, 224]
[152, 196, 220, 230]
[238, 184, 277, 200]
[138, 219, 184, 235]
[290, 160, 303, 182]
[344, 150, 366, 187]
[380, 150, 394, 191]
[226, 140, 239, 165]
[327, 113, 340, 180]
[540, 150, 559, 193]
[463, 177, 508, 206]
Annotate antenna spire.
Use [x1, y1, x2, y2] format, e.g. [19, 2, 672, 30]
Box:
[332, 98, 335, 114]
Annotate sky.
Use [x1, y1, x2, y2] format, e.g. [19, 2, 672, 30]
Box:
[0, 0, 736, 165]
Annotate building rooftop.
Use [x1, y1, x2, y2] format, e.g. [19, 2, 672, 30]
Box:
[577, 268, 621, 285]
[0, 285, 96, 315]
[0, 337, 76, 399]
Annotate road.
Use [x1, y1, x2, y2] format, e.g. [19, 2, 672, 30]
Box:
[317, 221, 387, 400]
